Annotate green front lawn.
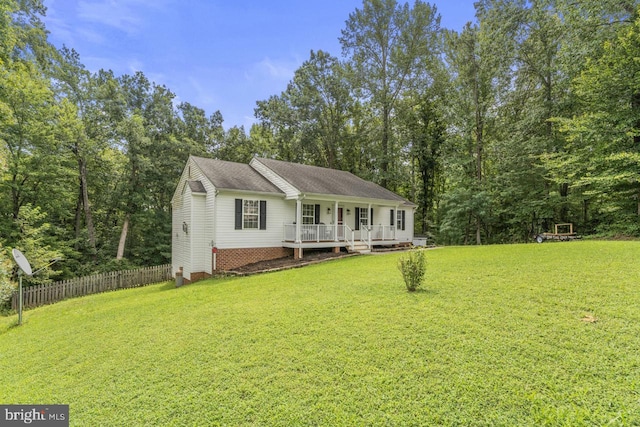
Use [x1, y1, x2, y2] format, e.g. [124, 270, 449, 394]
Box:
[1, 241, 638, 425]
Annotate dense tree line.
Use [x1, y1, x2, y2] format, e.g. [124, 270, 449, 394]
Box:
[1, 0, 639, 285]
[256, 0, 640, 244]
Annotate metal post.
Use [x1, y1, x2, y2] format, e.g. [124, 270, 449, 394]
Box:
[18, 271, 23, 326]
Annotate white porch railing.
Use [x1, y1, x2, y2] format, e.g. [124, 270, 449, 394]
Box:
[283, 224, 356, 244]
[284, 224, 296, 241]
[284, 224, 345, 242]
[359, 224, 372, 250]
[371, 225, 396, 241]
[283, 223, 391, 248]
[344, 225, 354, 250]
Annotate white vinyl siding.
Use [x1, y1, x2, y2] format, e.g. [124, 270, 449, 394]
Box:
[395, 207, 414, 243]
[216, 192, 290, 249]
[250, 158, 299, 199]
[190, 194, 207, 274]
[171, 157, 216, 280]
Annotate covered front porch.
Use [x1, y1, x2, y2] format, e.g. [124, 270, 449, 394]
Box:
[282, 223, 399, 246]
[281, 198, 410, 257]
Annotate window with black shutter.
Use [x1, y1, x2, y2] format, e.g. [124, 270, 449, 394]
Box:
[235, 198, 267, 230]
[396, 209, 406, 231]
[259, 200, 267, 230]
[356, 207, 369, 229]
[235, 199, 242, 230]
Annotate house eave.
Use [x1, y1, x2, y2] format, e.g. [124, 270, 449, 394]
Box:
[296, 192, 414, 206]
[216, 188, 285, 198]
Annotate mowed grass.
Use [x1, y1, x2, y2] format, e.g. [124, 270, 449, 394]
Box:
[1, 241, 639, 426]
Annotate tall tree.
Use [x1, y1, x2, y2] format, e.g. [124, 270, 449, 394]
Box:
[52, 47, 102, 255]
[286, 50, 354, 169]
[340, 0, 441, 189]
[443, 21, 507, 244]
[398, 93, 446, 236]
[254, 50, 354, 168]
[176, 102, 224, 155]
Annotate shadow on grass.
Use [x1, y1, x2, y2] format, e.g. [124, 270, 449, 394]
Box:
[156, 281, 179, 292]
[0, 319, 22, 335]
[162, 275, 241, 292]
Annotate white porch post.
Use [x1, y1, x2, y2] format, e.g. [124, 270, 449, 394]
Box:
[368, 203, 372, 248]
[295, 199, 302, 243]
[295, 198, 303, 259]
[334, 200, 339, 242]
[395, 204, 399, 240]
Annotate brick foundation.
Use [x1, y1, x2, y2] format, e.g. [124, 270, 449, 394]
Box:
[184, 271, 212, 285]
[215, 247, 293, 271]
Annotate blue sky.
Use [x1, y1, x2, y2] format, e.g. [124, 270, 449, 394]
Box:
[43, 1, 477, 130]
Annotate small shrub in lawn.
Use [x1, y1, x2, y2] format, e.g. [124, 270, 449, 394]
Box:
[0, 281, 15, 314]
[397, 248, 426, 292]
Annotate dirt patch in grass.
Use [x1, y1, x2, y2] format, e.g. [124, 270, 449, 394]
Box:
[230, 249, 353, 275]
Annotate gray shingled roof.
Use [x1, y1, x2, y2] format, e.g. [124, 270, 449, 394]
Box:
[255, 157, 412, 204]
[187, 180, 206, 193]
[191, 156, 282, 194]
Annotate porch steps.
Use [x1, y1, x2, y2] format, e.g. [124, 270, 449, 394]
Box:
[348, 243, 371, 254]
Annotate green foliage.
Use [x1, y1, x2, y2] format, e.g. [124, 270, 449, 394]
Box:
[1, 243, 639, 425]
[398, 93, 446, 236]
[254, 50, 354, 168]
[543, 7, 640, 236]
[397, 248, 427, 291]
[339, 0, 441, 189]
[2, 0, 640, 284]
[0, 245, 15, 313]
[11, 204, 63, 285]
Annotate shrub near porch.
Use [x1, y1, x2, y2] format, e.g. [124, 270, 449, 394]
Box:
[0, 241, 638, 425]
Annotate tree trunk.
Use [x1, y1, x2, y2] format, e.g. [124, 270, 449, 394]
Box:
[632, 91, 640, 146]
[78, 156, 97, 253]
[381, 104, 390, 189]
[116, 214, 130, 260]
[559, 182, 569, 221]
[74, 191, 82, 249]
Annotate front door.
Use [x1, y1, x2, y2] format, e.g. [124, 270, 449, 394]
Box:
[337, 208, 344, 240]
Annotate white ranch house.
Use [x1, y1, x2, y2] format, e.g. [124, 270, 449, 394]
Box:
[172, 156, 416, 283]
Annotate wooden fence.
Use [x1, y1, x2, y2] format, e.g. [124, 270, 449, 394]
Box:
[11, 264, 173, 311]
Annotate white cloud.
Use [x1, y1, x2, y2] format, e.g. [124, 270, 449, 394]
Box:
[255, 57, 299, 81]
[76, 27, 106, 44]
[187, 76, 216, 106]
[43, 0, 76, 46]
[77, 0, 142, 34]
[126, 58, 144, 74]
